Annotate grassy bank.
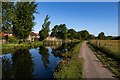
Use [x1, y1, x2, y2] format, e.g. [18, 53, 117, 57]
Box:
[88, 41, 120, 79]
[2, 41, 43, 54]
[53, 41, 83, 79]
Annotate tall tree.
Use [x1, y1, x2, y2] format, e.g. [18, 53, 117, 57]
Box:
[98, 32, 105, 40]
[2, 2, 14, 32]
[13, 2, 37, 41]
[2, 2, 15, 42]
[39, 15, 51, 41]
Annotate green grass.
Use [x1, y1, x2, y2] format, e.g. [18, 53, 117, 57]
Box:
[53, 41, 83, 79]
[90, 40, 120, 53]
[2, 41, 43, 54]
[88, 42, 120, 79]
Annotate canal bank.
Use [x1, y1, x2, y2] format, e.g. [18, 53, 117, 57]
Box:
[53, 41, 83, 79]
[1, 41, 82, 79]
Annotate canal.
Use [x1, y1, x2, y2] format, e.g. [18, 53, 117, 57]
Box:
[1, 42, 77, 79]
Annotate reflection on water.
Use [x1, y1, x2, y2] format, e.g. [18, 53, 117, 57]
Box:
[2, 49, 34, 79]
[2, 42, 78, 79]
[39, 46, 50, 69]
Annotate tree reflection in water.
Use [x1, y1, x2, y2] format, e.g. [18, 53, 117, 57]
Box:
[39, 46, 50, 69]
[51, 42, 79, 58]
[2, 49, 34, 79]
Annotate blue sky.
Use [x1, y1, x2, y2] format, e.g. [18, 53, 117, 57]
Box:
[33, 2, 118, 36]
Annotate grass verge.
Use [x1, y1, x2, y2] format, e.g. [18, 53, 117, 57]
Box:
[53, 41, 83, 79]
[88, 42, 120, 79]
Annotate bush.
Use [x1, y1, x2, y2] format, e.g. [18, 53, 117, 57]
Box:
[9, 37, 18, 43]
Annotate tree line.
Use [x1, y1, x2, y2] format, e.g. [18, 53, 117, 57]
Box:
[39, 16, 120, 41]
[2, 2, 120, 42]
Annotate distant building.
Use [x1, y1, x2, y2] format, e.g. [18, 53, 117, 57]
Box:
[27, 32, 40, 41]
[45, 36, 61, 41]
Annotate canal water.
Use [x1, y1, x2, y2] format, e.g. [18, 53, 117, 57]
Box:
[1, 43, 75, 79]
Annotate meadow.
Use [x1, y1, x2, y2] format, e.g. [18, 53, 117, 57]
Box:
[90, 40, 120, 53]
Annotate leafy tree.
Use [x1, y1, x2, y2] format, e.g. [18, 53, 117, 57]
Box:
[51, 24, 68, 39]
[88, 34, 95, 40]
[2, 2, 14, 32]
[39, 15, 51, 41]
[13, 2, 37, 41]
[2, 2, 14, 42]
[76, 31, 82, 39]
[68, 29, 77, 39]
[80, 30, 89, 40]
[50, 25, 59, 37]
[98, 32, 105, 40]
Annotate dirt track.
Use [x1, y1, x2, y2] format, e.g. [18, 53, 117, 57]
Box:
[79, 41, 116, 78]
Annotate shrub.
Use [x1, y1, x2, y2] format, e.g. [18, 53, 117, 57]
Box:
[9, 37, 18, 43]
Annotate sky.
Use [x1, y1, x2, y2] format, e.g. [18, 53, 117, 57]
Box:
[33, 2, 118, 36]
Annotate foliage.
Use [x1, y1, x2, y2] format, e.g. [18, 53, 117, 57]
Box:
[53, 41, 83, 79]
[105, 36, 113, 40]
[80, 30, 89, 40]
[88, 34, 95, 40]
[98, 32, 105, 40]
[13, 2, 37, 40]
[67, 29, 77, 39]
[4, 35, 8, 42]
[9, 37, 18, 43]
[51, 24, 68, 39]
[2, 41, 43, 54]
[2, 2, 14, 32]
[39, 15, 51, 41]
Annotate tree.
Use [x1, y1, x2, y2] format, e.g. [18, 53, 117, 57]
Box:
[51, 24, 68, 39]
[2, 2, 14, 33]
[50, 25, 59, 37]
[13, 2, 37, 41]
[98, 32, 105, 40]
[68, 29, 77, 39]
[80, 30, 89, 40]
[59, 24, 67, 39]
[39, 15, 51, 41]
[76, 31, 82, 39]
[88, 34, 95, 40]
[2, 2, 15, 42]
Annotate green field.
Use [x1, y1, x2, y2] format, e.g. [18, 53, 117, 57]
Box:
[90, 40, 120, 53]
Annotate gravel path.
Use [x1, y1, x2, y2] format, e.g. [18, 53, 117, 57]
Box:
[79, 41, 116, 78]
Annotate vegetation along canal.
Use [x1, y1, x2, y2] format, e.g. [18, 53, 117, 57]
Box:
[1, 42, 77, 79]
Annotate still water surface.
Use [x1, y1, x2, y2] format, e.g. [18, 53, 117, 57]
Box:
[1, 43, 71, 79]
